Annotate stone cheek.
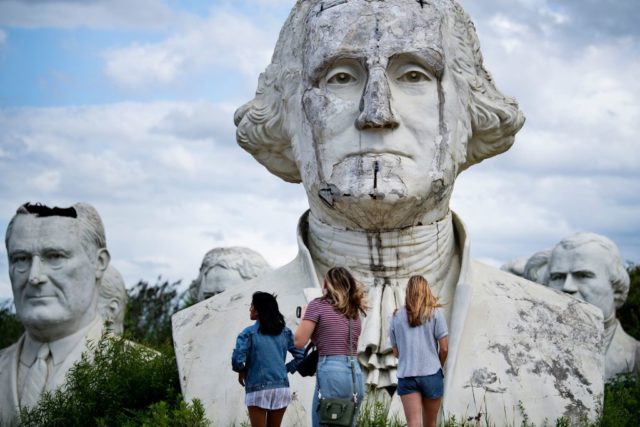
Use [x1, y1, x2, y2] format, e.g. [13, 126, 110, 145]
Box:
[445, 263, 604, 425]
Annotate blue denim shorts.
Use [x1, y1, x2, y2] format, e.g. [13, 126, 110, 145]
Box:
[397, 370, 444, 398]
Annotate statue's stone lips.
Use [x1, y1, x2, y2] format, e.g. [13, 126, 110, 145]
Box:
[338, 151, 414, 161]
[25, 295, 58, 300]
[328, 153, 406, 198]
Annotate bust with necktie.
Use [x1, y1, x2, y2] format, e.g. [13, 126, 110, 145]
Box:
[0, 202, 110, 425]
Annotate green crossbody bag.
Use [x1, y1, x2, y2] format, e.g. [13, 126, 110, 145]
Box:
[317, 318, 358, 426]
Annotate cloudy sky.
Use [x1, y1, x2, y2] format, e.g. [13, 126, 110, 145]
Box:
[0, 0, 638, 300]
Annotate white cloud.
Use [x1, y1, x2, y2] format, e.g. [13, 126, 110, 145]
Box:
[29, 170, 62, 193]
[476, 29, 640, 177]
[104, 10, 278, 88]
[0, 101, 306, 301]
[0, 0, 191, 29]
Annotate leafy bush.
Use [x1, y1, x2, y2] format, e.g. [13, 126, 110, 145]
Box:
[18, 334, 209, 427]
[0, 300, 23, 349]
[355, 393, 405, 427]
[124, 278, 183, 347]
[600, 372, 640, 427]
[618, 265, 640, 340]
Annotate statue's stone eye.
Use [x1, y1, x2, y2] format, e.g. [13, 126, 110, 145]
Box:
[327, 72, 357, 85]
[398, 70, 431, 83]
[11, 254, 31, 272]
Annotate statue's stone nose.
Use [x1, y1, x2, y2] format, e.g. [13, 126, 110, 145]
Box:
[356, 67, 399, 130]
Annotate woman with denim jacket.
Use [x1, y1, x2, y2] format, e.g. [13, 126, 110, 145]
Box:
[232, 292, 304, 427]
[294, 267, 368, 427]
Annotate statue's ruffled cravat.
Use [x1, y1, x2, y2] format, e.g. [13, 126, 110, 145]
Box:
[307, 211, 460, 387]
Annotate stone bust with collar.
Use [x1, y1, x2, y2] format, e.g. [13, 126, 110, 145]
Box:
[0, 202, 110, 425]
[545, 232, 639, 381]
[172, 1, 604, 425]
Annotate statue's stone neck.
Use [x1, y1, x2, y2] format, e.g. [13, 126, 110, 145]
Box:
[307, 210, 460, 311]
[603, 312, 618, 350]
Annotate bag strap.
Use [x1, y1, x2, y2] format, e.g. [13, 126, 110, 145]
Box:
[348, 317, 358, 403]
[316, 316, 359, 404]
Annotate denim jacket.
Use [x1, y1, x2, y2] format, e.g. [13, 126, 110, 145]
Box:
[231, 322, 304, 393]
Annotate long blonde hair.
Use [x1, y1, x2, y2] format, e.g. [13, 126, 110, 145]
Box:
[323, 267, 368, 319]
[405, 275, 441, 327]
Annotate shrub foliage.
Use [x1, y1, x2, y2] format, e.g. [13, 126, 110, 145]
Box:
[0, 300, 23, 349]
[618, 264, 640, 340]
[18, 335, 208, 427]
[124, 278, 183, 347]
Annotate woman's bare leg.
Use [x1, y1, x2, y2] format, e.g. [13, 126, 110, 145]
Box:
[266, 407, 287, 427]
[400, 393, 423, 427]
[247, 406, 267, 427]
[422, 397, 441, 427]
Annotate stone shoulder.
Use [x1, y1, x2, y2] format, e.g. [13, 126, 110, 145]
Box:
[0, 338, 21, 360]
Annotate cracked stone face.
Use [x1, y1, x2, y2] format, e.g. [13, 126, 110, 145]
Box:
[548, 242, 615, 319]
[294, 0, 466, 229]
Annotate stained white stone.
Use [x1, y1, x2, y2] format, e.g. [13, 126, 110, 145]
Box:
[173, 1, 605, 425]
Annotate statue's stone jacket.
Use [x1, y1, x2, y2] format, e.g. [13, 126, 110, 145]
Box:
[0, 319, 104, 426]
[172, 212, 604, 426]
[605, 320, 640, 380]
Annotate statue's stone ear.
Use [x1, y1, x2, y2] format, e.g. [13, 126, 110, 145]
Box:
[95, 248, 110, 280]
[234, 67, 302, 184]
[108, 299, 120, 321]
[460, 96, 523, 173]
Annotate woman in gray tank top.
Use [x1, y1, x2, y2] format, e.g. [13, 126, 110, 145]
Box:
[389, 275, 449, 427]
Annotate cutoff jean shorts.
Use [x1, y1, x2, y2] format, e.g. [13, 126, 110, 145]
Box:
[312, 355, 365, 427]
[397, 369, 444, 399]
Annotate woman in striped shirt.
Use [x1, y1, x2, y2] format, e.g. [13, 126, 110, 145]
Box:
[295, 266, 368, 427]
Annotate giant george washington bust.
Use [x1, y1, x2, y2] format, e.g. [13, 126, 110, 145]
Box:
[172, 1, 604, 425]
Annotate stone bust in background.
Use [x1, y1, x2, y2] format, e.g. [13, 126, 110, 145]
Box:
[98, 265, 127, 335]
[190, 247, 271, 302]
[0, 203, 110, 425]
[502, 249, 551, 283]
[546, 232, 638, 380]
[523, 248, 551, 283]
[173, 1, 604, 425]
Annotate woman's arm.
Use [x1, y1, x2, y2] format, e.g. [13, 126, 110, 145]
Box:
[286, 328, 305, 373]
[231, 330, 250, 372]
[294, 303, 317, 348]
[392, 346, 399, 358]
[294, 319, 316, 349]
[438, 336, 449, 367]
